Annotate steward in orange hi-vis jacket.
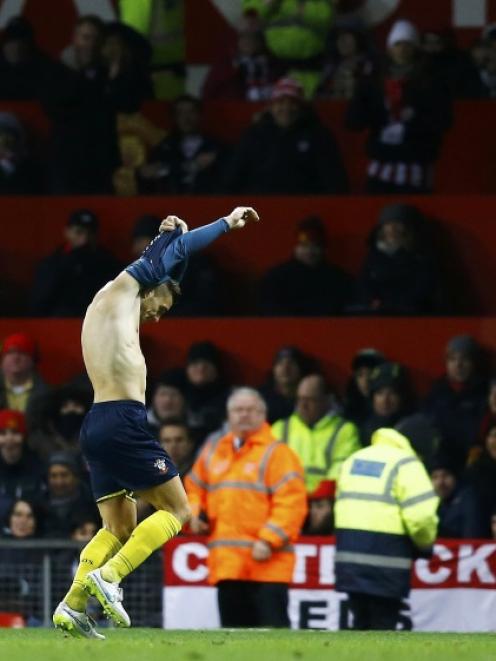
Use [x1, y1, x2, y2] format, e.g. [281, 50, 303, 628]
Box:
[185, 387, 307, 628]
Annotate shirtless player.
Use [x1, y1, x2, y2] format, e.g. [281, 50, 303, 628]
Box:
[53, 207, 259, 639]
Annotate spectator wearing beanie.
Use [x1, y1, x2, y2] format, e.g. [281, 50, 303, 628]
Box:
[352, 204, 441, 315]
[431, 453, 482, 539]
[346, 19, 452, 194]
[30, 209, 121, 317]
[223, 77, 348, 194]
[467, 421, 496, 537]
[161, 342, 229, 443]
[260, 216, 354, 315]
[344, 348, 386, 425]
[0, 410, 44, 523]
[259, 346, 311, 423]
[0, 332, 50, 428]
[361, 362, 412, 445]
[423, 335, 487, 468]
[130, 214, 161, 258]
[146, 378, 188, 433]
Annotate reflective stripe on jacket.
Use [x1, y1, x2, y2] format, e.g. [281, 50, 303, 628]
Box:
[272, 413, 361, 490]
[184, 422, 307, 584]
[334, 428, 439, 599]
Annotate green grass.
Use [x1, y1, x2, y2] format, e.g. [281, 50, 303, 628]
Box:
[0, 629, 495, 661]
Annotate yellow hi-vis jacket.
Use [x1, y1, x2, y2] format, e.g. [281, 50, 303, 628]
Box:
[334, 428, 439, 599]
[272, 412, 361, 491]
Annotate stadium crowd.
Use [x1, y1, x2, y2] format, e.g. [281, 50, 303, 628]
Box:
[0, 9, 494, 196]
[1, 328, 496, 543]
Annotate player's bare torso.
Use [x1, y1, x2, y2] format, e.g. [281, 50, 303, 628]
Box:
[82, 272, 146, 403]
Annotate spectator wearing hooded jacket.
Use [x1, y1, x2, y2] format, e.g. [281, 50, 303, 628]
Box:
[0, 410, 44, 523]
[353, 204, 440, 315]
[30, 209, 121, 317]
[29, 386, 91, 463]
[0, 333, 49, 429]
[224, 77, 348, 194]
[360, 362, 412, 445]
[260, 216, 353, 315]
[161, 342, 230, 444]
[431, 453, 482, 539]
[423, 335, 487, 469]
[346, 19, 452, 194]
[344, 348, 386, 426]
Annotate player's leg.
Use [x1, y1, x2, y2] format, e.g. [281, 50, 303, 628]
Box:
[54, 495, 136, 636]
[98, 476, 191, 584]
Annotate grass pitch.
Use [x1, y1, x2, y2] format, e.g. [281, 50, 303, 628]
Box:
[0, 628, 495, 661]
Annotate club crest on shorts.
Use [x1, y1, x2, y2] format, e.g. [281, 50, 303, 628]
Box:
[154, 458, 168, 474]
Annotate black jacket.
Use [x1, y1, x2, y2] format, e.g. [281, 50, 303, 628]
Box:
[260, 258, 353, 316]
[224, 109, 348, 194]
[346, 66, 452, 164]
[437, 485, 483, 539]
[30, 244, 121, 317]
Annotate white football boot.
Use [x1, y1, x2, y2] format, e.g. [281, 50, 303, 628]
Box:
[84, 569, 131, 628]
[53, 601, 105, 640]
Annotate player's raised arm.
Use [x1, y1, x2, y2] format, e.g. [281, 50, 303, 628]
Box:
[125, 208, 260, 290]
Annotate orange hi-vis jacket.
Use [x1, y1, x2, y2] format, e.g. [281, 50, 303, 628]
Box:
[185, 422, 308, 584]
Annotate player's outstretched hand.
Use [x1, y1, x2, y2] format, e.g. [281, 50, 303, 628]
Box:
[160, 215, 188, 234]
[225, 206, 260, 230]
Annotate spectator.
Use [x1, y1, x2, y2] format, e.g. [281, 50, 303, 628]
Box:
[352, 204, 440, 315]
[186, 387, 307, 627]
[29, 386, 92, 462]
[30, 209, 121, 317]
[423, 335, 487, 468]
[396, 413, 441, 471]
[259, 346, 310, 423]
[318, 26, 375, 99]
[0, 410, 44, 522]
[162, 342, 229, 442]
[467, 421, 496, 538]
[0, 112, 40, 194]
[203, 19, 281, 101]
[421, 29, 482, 99]
[146, 379, 187, 433]
[260, 216, 353, 315]
[346, 19, 452, 194]
[361, 362, 411, 445]
[475, 378, 496, 459]
[158, 419, 196, 478]
[130, 214, 225, 316]
[243, 0, 334, 98]
[70, 514, 99, 542]
[0, 16, 53, 100]
[272, 374, 361, 490]
[344, 348, 386, 426]
[41, 453, 96, 538]
[431, 454, 482, 539]
[42, 15, 122, 193]
[138, 95, 224, 194]
[0, 332, 49, 428]
[302, 479, 335, 535]
[1, 498, 41, 539]
[224, 77, 348, 194]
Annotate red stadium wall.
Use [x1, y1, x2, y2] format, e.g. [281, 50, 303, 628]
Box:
[2, 195, 496, 314]
[2, 100, 496, 194]
[1, 318, 496, 397]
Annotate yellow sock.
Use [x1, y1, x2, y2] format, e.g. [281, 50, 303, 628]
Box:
[101, 511, 181, 583]
[65, 528, 122, 612]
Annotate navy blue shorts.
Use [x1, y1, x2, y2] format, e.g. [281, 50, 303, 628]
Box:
[80, 400, 178, 503]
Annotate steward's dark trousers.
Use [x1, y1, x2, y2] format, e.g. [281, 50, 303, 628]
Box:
[347, 592, 402, 630]
[217, 580, 290, 628]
